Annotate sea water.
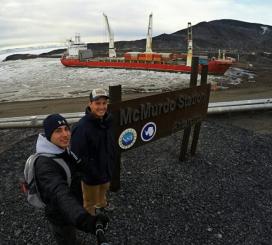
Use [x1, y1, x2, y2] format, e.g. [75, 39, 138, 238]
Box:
[0, 57, 193, 102]
[0, 47, 254, 102]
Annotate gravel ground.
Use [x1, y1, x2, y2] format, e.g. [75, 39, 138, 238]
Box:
[0, 119, 272, 245]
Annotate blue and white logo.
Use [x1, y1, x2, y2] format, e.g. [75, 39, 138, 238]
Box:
[118, 128, 137, 149]
[141, 122, 157, 142]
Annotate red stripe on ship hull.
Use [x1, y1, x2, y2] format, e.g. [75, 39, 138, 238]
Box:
[60, 58, 231, 75]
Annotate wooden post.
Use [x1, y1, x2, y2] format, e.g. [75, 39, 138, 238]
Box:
[179, 56, 199, 161]
[190, 56, 199, 87]
[191, 64, 208, 155]
[109, 85, 122, 103]
[109, 85, 121, 192]
[200, 65, 208, 85]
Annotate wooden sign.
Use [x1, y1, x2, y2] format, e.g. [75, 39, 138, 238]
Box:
[109, 84, 210, 151]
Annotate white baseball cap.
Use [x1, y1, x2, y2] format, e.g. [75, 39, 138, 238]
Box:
[90, 88, 109, 101]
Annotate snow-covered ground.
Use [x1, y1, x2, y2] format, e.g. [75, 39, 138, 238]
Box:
[0, 58, 255, 102]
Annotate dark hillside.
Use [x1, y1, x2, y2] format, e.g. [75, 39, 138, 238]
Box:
[88, 19, 272, 55]
[192, 19, 272, 51]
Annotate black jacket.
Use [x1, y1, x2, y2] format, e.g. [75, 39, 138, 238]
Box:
[35, 134, 95, 232]
[71, 107, 116, 185]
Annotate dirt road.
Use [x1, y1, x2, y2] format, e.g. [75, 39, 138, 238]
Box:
[0, 85, 271, 118]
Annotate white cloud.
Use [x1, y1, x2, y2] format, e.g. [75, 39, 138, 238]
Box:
[0, 0, 271, 48]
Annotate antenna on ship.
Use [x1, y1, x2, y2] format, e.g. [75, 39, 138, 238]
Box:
[145, 13, 153, 53]
[103, 13, 117, 58]
[186, 22, 193, 67]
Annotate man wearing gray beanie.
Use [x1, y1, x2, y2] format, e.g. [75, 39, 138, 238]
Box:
[33, 113, 109, 245]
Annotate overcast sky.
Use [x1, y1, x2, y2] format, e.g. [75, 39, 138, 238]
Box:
[0, 0, 271, 49]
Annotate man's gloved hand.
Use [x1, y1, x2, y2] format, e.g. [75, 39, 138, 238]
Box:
[78, 210, 109, 234]
[95, 213, 109, 231]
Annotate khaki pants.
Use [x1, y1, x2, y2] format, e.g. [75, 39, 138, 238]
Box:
[81, 181, 110, 215]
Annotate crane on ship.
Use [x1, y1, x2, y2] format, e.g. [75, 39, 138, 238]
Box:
[145, 13, 153, 53]
[186, 22, 193, 67]
[103, 13, 116, 58]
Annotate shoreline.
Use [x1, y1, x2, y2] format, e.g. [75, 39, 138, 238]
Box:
[0, 85, 271, 118]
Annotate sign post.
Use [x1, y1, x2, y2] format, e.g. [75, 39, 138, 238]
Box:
[109, 85, 122, 192]
[179, 56, 199, 160]
[191, 62, 209, 155]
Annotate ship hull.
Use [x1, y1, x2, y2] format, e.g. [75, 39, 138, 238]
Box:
[60, 57, 232, 75]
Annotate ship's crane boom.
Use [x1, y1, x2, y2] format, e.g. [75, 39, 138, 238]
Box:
[145, 13, 153, 53]
[186, 22, 193, 66]
[103, 13, 116, 58]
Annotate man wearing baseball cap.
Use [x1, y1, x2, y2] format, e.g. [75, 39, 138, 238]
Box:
[71, 88, 116, 215]
[34, 113, 109, 244]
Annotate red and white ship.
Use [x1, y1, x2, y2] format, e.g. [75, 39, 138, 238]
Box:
[61, 14, 234, 75]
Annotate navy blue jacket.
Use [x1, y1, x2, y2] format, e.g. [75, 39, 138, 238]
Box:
[35, 134, 96, 232]
[71, 107, 116, 185]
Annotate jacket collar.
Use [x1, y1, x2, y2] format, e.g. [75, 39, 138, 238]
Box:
[36, 134, 66, 154]
[85, 106, 112, 126]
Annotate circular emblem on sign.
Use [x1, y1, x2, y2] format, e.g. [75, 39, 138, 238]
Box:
[141, 122, 157, 142]
[118, 128, 137, 149]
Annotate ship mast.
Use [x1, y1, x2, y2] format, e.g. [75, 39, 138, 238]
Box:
[186, 22, 193, 67]
[103, 13, 116, 58]
[145, 13, 153, 53]
[75, 33, 81, 44]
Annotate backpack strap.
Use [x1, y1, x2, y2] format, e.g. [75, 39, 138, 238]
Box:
[37, 153, 72, 186]
[52, 158, 72, 186]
